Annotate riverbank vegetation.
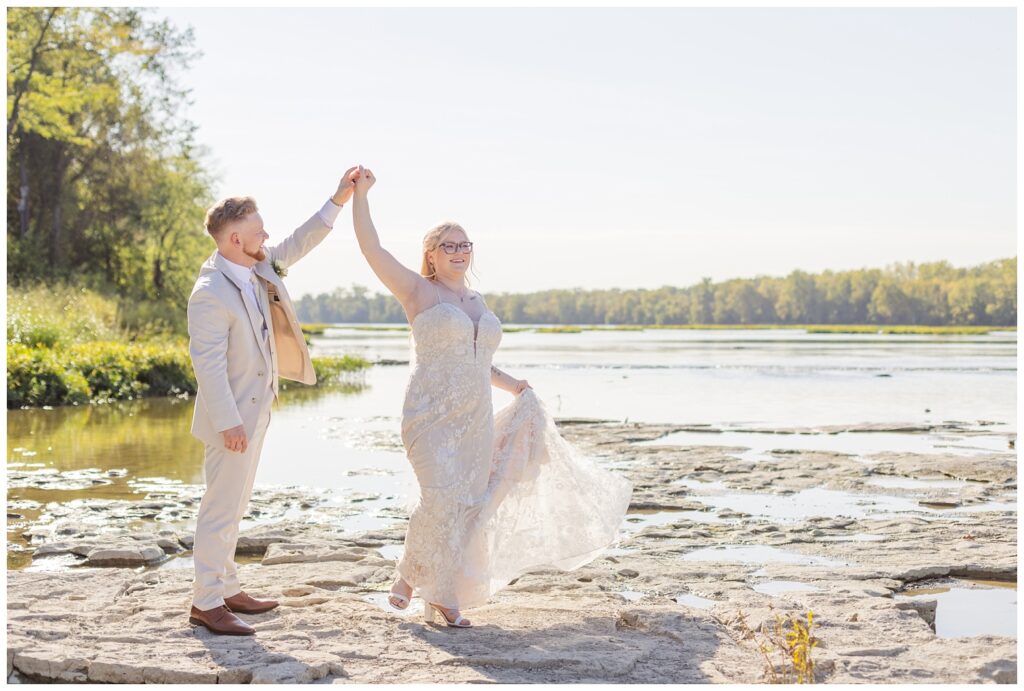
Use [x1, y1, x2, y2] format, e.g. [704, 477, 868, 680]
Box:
[311, 323, 1011, 336]
[6, 285, 370, 408]
[297, 257, 1016, 328]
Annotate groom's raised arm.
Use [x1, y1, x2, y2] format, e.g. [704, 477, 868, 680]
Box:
[264, 167, 358, 269]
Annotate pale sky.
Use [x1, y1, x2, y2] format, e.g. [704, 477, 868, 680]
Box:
[159, 7, 1016, 299]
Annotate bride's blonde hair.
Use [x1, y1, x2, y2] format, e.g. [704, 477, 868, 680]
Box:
[421, 221, 476, 287]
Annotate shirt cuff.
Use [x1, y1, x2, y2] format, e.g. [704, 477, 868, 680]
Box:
[317, 198, 343, 228]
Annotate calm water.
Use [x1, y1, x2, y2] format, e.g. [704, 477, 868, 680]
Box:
[7, 327, 1016, 568]
[312, 326, 1017, 427]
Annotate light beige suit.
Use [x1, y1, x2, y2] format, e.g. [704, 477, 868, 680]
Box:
[186, 211, 331, 610]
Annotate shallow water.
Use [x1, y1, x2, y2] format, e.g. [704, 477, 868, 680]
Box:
[865, 477, 969, 490]
[7, 327, 1016, 570]
[621, 508, 726, 531]
[817, 533, 887, 543]
[753, 580, 820, 595]
[313, 326, 1016, 428]
[641, 429, 1015, 461]
[680, 545, 851, 567]
[377, 544, 405, 561]
[897, 579, 1017, 638]
[674, 592, 718, 609]
[677, 483, 1016, 522]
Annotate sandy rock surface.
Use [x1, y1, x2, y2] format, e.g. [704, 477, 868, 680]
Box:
[7, 419, 1017, 683]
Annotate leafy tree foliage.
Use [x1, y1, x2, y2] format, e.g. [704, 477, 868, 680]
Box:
[7, 7, 213, 323]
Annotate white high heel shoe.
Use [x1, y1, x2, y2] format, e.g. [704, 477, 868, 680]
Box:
[388, 579, 412, 611]
[388, 592, 410, 610]
[425, 603, 472, 628]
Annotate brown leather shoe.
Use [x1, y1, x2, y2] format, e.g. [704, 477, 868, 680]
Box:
[224, 590, 279, 615]
[189, 605, 255, 636]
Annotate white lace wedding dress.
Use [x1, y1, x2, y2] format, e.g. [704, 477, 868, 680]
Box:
[396, 291, 633, 610]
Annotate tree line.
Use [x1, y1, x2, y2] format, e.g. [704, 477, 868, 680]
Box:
[295, 257, 1016, 326]
[7, 7, 213, 331]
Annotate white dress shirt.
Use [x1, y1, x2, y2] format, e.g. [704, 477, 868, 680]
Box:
[316, 198, 343, 228]
[219, 256, 263, 316]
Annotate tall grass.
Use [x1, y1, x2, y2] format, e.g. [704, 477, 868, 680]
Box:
[7, 285, 371, 408]
[7, 284, 127, 347]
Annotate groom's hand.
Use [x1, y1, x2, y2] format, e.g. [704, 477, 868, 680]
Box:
[331, 166, 360, 206]
[222, 425, 248, 453]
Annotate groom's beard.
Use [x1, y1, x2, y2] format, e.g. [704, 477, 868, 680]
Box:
[243, 245, 267, 262]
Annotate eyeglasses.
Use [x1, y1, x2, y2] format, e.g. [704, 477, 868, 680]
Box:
[438, 241, 473, 254]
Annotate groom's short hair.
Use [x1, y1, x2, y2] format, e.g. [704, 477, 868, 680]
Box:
[205, 197, 259, 238]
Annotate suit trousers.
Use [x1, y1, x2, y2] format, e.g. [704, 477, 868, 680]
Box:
[191, 396, 273, 611]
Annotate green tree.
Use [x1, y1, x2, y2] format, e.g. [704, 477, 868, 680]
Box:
[294, 257, 1015, 327]
[689, 277, 714, 324]
[7, 7, 210, 330]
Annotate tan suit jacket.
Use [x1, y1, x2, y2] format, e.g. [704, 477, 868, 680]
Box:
[187, 212, 330, 448]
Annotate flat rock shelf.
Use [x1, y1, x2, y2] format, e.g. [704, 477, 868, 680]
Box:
[6, 419, 1017, 683]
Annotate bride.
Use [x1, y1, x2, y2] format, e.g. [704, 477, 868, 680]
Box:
[349, 165, 632, 628]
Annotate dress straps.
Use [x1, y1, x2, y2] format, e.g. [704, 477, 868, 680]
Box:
[432, 281, 442, 306]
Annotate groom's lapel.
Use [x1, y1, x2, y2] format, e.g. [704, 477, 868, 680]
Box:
[213, 253, 272, 363]
[252, 261, 282, 294]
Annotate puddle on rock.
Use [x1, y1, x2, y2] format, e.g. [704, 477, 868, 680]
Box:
[675, 478, 729, 492]
[866, 477, 968, 490]
[817, 533, 887, 543]
[376, 544, 405, 561]
[897, 579, 1016, 638]
[639, 429, 1015, 461]
[335, 511, 401, 535]
[674, 592, 718, 609]
[753, 580, 820, 595]
[23, 553, 86, 572]
[685, 487, 1015, 522]
[681, 545, 850, 567]
[621, 508, 725, 532]
[617, 590, 645, 602]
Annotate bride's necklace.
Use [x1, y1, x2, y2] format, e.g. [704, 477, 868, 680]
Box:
[438, 278, 472, 302]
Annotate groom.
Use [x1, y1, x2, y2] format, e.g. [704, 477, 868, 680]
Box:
[186, 167, 358, 635]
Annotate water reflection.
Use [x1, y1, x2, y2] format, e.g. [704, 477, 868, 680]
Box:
[641, 429, 1016, 460]
[897, 579, 1017, 638]
[8, 397, 204, 484]
[6, 384, 383, 569]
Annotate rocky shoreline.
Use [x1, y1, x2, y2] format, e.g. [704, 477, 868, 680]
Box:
[7, 418, 1017, 683]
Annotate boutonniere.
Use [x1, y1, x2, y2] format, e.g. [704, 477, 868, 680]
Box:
[271, 259, 288, 278]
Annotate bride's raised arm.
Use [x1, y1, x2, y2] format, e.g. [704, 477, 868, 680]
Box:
[351, 167, 426, 308]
